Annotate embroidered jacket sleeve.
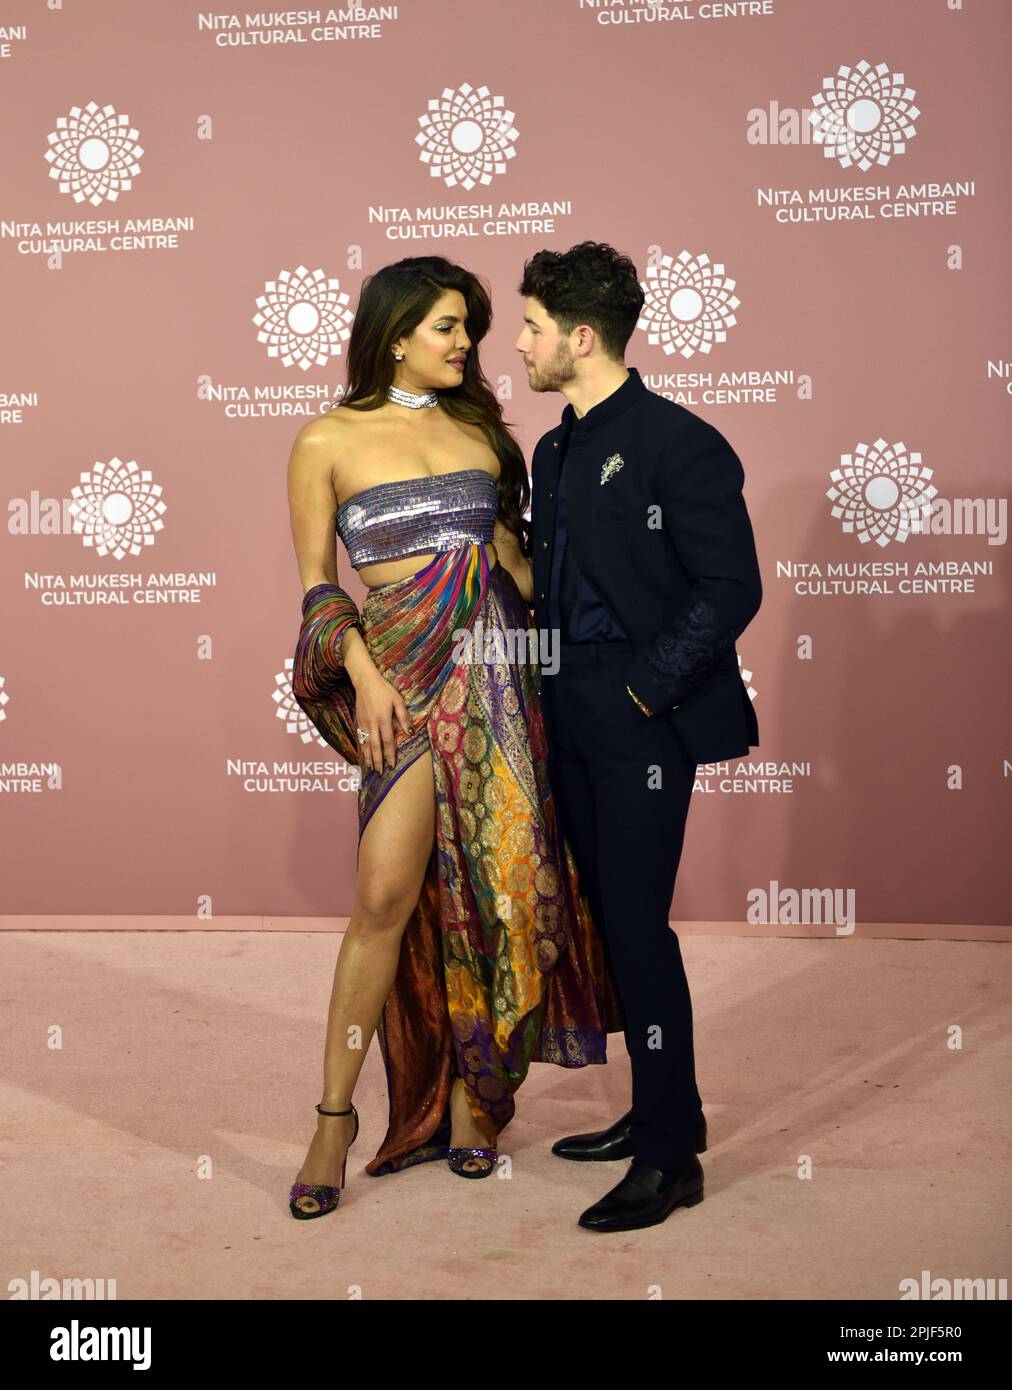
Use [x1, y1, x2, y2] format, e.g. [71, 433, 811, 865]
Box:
[623, 416, 762, 715]
[290, 582, 364, 765]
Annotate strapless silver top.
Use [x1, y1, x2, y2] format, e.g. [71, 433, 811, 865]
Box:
[335, 467, 498, 571]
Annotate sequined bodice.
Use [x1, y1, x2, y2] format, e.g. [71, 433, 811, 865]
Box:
[335, 467, 498, 571]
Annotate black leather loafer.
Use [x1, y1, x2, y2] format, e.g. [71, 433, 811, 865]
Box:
[552, 1108, 707, 1161]
[577, 1156, 704, 1232]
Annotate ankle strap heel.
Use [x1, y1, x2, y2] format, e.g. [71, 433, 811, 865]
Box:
[289, 1101, 360, 1220]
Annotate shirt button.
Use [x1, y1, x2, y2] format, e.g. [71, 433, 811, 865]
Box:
[548, 491, 553, 500]
[539, 591, 545, 600]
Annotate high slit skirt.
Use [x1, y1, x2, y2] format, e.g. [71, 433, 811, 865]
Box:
[291, 542, 624, 1175]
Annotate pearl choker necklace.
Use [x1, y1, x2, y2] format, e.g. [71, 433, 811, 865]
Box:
[387, 384, 439, 409]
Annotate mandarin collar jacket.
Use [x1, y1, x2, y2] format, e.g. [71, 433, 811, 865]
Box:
[529, 367, 763, 763]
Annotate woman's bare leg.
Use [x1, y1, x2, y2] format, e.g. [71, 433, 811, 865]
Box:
[292, 745, 489, 1210]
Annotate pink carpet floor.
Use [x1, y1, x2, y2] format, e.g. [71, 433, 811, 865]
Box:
[2, 931, 1008, 1300]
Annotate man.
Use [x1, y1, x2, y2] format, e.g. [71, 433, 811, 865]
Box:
[515, 241, 762, 1232]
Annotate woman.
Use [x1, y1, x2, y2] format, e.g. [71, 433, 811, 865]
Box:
[286, 255, 622, 1218]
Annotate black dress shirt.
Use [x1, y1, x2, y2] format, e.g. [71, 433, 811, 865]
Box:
[547, 386, 629, 643]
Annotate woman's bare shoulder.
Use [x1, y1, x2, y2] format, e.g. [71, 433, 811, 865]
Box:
[309, 404, 367, 442]
[289, 407, 370, 490]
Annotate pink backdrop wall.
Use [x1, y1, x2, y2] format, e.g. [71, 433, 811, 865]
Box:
[1, 0, 1009, 931]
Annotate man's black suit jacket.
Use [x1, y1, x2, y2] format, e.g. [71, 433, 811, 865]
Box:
[529, 373, 763, 764]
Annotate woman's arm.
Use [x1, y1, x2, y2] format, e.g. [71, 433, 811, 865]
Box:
[287, 420, 416, 772]
[286, 420, 373, 685]
[492, 518, 533, 604]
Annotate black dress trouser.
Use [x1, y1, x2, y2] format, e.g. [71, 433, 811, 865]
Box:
[540, 640, 703, 1171]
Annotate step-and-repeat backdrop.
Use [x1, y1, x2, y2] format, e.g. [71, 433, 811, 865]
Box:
[2, 1, 1008, 932]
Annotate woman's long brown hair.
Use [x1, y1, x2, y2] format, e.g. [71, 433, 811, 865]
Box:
[340, 256, 531, 558]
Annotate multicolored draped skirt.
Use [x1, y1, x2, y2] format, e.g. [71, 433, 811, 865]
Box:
[291, 543, 623, 1175]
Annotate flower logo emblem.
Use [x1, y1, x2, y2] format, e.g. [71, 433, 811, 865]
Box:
[275, 658, 328, 747]
[44, 100, 143, 206]
[68, 458, 166, 560]
[827, 438, 937, 547]
[274, 660, 363, 771]
[416, 83, 518, 190]
[638, 250, 739, 358]
[253, 266, 354, 372]
[808, 60, 919, 171]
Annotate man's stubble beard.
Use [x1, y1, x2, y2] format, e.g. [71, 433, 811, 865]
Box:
[529, 341, 576, 392]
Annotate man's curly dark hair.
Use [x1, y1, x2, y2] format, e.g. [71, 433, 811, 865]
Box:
[518, 241, 645, 360]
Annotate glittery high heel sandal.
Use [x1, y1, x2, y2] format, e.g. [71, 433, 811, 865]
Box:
[446, 1144, 498, 1179]
[447, 1077, 497, 1178]
[289, 1102, 359, 1220]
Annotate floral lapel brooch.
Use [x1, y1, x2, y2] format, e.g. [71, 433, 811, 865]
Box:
[600, 452, 625, 485]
